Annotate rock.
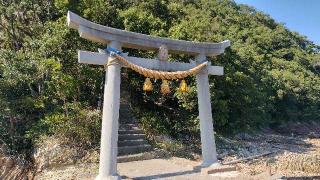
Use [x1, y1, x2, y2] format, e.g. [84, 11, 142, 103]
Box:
[0, 157, 6, 164]
[308, 132, 320, 139]
[5, 157, 15, 168]
[155, 135, 175, 143]
[235, 132, 254, 141]
[201, 165, 237, 174]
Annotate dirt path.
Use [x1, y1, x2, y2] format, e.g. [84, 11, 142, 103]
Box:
[34, 125, 320, 179]
[34, 158, 261, 180]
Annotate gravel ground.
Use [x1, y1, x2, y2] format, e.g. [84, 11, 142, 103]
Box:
[35, 158, 247, 180]
[35, 127, 320, 180]
[232, 137, 320, 178]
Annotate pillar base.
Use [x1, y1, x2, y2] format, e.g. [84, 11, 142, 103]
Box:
[201, 161, 220, 168]
[193, 161, 220, 171]
[95, 174, 121, 180]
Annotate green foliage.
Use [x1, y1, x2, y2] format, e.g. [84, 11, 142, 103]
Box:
[0, 0, 319, 160]
[121, 0, 320, 136]
[26, 103, 101, 148]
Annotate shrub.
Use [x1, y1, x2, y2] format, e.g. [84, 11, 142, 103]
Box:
[27, 103, 101, 149]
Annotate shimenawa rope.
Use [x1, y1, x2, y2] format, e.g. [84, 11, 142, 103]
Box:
[106, 48, 208, 80]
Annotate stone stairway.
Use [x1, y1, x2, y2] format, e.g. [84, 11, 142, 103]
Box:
[118, 123, 152, 156]
[117, 91, 153, 162]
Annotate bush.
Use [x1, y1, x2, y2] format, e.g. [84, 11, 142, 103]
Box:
[27, 103, 101, 149]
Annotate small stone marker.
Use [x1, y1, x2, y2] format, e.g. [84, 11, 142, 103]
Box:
[200, 165, 237, 174]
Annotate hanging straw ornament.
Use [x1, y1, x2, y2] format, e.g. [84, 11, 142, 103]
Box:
[143, 78, 153, 92]
[161, 80, 170, 95]
[179, 80, 188, 93]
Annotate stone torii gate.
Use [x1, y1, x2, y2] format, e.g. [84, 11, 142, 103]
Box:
[67, 11, 230, 180]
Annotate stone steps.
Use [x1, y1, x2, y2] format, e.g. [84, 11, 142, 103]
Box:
[117, 87, 153, 160]
[118, 129, 144, 134]
[117, 152, 153, 163]
[118, 139, 148, 147]
[117, 123, 153, 159]
[119, 123, 139, 130]
[118, 145, 153, 156]
[118, 134, 146, 141]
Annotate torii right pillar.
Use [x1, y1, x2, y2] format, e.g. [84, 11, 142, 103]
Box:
[195, 54, 218, 167]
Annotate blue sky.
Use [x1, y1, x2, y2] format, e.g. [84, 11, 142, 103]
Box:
[234, 0, 320, 45]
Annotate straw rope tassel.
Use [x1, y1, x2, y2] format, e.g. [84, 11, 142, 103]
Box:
[143, 78, 153, 92]
[161, 80, 170, 95]
[179, 80, 188, 93]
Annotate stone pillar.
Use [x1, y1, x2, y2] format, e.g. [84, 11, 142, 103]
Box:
[96, 41, 122, 180]
[195, 54, 218, 167]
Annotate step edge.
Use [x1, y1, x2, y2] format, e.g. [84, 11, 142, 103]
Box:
[118, 144, 152, 148]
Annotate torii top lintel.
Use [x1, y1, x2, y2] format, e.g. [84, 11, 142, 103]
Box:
[67, 11, 230, 57]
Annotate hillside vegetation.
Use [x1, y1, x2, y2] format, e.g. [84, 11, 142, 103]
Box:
[0, 0, 319, 160]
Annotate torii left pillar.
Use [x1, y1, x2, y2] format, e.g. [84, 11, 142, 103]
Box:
[96, 41, 122, 180]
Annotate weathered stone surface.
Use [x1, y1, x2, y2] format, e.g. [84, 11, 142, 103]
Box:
[96, 41, 122, 179]
[67, 11, 230, 56]
[200, 165, 237, 174]
[196, 54, 218, 166]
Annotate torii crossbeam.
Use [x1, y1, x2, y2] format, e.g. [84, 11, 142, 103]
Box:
[67, 11, 230, 180]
